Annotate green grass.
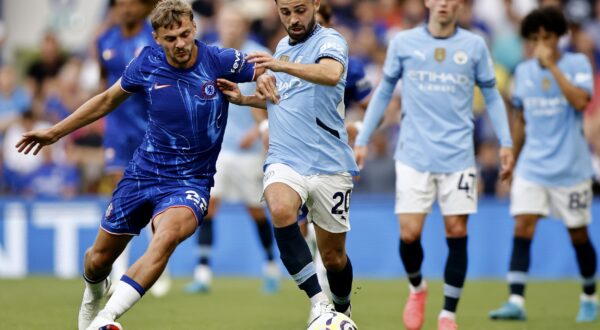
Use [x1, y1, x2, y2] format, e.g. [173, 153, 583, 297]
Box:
[0, 277, 597, 329]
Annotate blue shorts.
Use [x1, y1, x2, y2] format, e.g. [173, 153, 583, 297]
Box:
[102, 174, 211, 235]
[103, 134, 143, 173]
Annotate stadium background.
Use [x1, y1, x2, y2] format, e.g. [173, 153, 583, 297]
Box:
[0, 0, 599, 329]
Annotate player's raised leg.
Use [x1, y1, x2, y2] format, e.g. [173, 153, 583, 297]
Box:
[78, 230, 131, 330]
[570, 227, 598, 322]
[87, 207, 198, 329]
[399, 213, 427, 330]
[489, 214, 537, 321]
[264, 179, 330, 324]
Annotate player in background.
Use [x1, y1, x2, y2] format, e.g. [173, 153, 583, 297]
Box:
[184, 4, 280, 295]
[16, 1, 261, 329]
[218, 0, 358, 324]
[296, 1, 372, 298]
[96, 0, 172, 298]
[489, 7, 598, 323]
[354, 0, 514, 329]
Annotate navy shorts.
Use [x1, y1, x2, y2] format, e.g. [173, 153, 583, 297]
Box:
[102, 174, 211, 235]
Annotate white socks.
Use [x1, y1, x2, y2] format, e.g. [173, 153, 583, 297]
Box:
[310, 291, 330, 305]
[409, 280, 427, 294]
[100, 278, 144, 320]
[509, 294, 525, 308]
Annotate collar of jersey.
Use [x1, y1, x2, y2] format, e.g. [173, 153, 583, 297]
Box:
[423, 24, 460, 40]
[161, 39, 202, 72]
[288, 24, 322, 46]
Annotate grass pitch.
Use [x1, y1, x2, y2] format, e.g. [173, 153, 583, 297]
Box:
[0, 277, 597, 329]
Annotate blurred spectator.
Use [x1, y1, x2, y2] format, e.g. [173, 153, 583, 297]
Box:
[22, 144, 79, 199]
[0, 65, 31, 133]
[44, 58, 89, 124]
[2, 111, 50, 193]
[354, 130, 395, 193]
[26, 31, 67, 99]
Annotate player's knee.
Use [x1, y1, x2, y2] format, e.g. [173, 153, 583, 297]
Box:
[514, 219, 536, 239]
[400, 231, 421, 243]
[320, 248, 346, 272]
[152, 230, 180, 255]
[268, 203, 296, 224]
[569, 227, 589, 245]
[85, 248, 112, 273]
[445, 224, 467, 238]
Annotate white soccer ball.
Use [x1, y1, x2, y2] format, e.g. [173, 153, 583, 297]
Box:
[307, 312, 358, 330]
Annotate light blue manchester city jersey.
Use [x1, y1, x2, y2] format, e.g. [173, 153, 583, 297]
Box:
[362, 26, 502, 173]
[266, 25, 359, 176]
[512, 53, 594, 186]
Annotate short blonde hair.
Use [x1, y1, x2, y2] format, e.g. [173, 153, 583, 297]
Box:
[150, 0, 194, 31]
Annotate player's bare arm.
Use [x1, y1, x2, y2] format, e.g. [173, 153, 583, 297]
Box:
[247, 52, 343, 86]
[511, 109, 526, 161]
[535, 44, 590, 111]
[15, 80, 129, 155]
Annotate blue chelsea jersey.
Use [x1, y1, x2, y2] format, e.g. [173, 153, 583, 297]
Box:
[512, 53, 594, 186]
[120, 40, 255, 181]
[266, 25, 359, 176]
[97, 22, 155, 140]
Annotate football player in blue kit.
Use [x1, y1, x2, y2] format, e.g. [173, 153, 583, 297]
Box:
[16, 1, 261, 329]
[96, 0, 173, 298]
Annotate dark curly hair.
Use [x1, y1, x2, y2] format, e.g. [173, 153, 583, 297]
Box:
[521, 6, 568, 39]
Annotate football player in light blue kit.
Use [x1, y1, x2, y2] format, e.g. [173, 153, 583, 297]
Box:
[354, 0, 514, 329]
[218, 0, 358, 325]
[185, 4, 280, 295]
[16, 1, 260, 329]
[295, 1, 373, 300]
[489, 7, 598, 323]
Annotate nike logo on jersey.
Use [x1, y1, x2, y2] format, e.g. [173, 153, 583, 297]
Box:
[413, 50, 426, 60]
[153, 82, 171, 90]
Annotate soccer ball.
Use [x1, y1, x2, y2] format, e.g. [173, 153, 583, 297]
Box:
[307, 312, 358, 330]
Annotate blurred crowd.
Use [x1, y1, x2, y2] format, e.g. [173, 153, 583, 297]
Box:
[1, 0, 600, 198]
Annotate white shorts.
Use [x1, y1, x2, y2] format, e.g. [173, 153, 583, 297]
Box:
[211, 151, 264, 207]
[510, 176, 592, 228]
[263, 163, 353, 233]
[395, 161, 478, 215]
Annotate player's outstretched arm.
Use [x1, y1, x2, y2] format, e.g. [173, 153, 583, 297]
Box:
[247, 52, 343, 86]
[353, 76, 397, 169]
[15, 80, 129, 155]
[216, 78, 268, 109]
[481, 86, 514, 182]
